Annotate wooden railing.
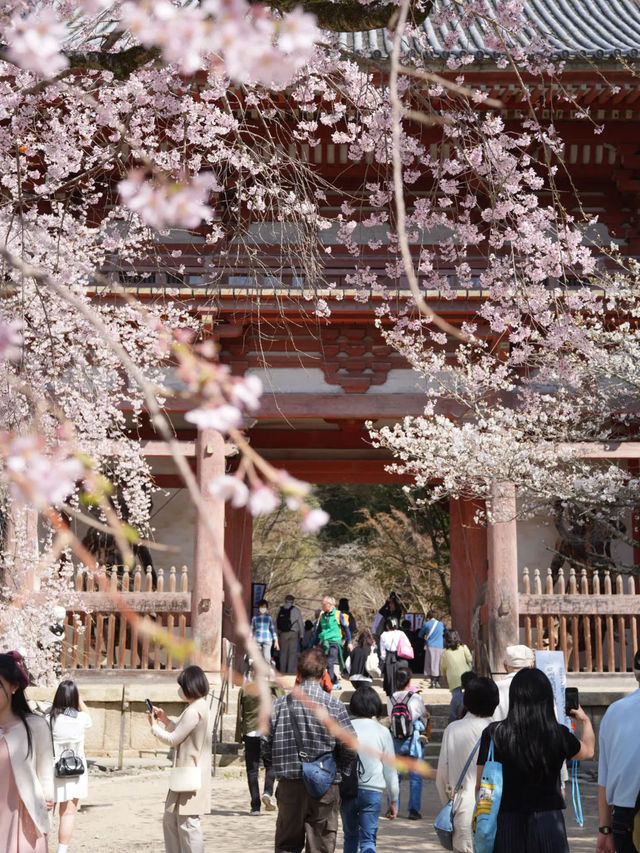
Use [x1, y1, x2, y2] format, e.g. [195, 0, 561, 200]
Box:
[60, 565, 191, 671]
[519, 566, 640, 673]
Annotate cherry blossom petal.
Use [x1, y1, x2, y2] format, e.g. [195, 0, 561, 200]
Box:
[208, 474, 249, 507]
[185, 404, 243, 432]
[248, 485, 280, 517]
[301, 508, 329, 533]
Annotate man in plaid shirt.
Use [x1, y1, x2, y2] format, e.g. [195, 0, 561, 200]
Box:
[262, 647, 356, 853]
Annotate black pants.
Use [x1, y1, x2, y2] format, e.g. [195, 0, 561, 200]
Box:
[326, 643, 340, 684]
[245, 735, 275, 811]
[494, 809, 569, 853]
[613, 806, 639, 853]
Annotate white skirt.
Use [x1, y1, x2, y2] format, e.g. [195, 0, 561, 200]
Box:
[54, 769, 88, 803]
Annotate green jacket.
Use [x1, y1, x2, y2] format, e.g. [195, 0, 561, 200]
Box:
[235, 682, 285, 741]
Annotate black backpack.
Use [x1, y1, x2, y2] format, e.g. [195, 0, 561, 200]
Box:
[277, 606, 293, 632]
[339, 754, 365, 801]
[390, 692, 414, 739]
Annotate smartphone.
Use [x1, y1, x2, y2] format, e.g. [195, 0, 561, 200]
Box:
[145, 698, 156, 718]
[565, 687, 579, 716]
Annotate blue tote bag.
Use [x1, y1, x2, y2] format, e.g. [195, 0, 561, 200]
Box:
[472, 739, 503, 853]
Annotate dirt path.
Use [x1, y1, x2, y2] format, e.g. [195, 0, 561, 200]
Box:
[57, 766, 599, 852]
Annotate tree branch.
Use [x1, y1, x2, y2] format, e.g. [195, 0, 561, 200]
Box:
[261, 0, 434, 31]
[0, 43, 161, 80]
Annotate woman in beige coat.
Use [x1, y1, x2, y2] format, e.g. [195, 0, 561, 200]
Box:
[150, 666, 213, 853]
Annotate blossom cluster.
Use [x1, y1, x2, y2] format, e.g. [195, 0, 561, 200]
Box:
[118, 170, 219, 229]
[4, 436, 85, 509]
[209, 471, 329, 532]
[120, 0, 319, 87]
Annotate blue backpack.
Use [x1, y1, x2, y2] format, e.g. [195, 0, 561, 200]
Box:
[472, 739, 503, 853]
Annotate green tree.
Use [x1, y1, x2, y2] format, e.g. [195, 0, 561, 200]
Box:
[251, 506, 320, 604]
[355, 507, 450, 614]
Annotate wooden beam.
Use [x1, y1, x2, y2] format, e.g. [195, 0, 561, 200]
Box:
[141, 439, 236, 458]
[37, 592, 191, 613]
[520, 594, 640, 615]
[152, 459, 412, 486]
[141, 440, 195, 457]
[266, 458, 412, 483]
[254, 393, 429, 419]
[154, 393, 431, 418]
[250, 428, 369, 450]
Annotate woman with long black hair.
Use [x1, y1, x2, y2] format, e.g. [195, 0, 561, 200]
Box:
[476, 667, 594, 852]
[0, 651, 54, 852]
[49, 679, 92, 853]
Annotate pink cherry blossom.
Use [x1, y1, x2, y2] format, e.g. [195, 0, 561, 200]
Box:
[277, 8, 318, 56]
[6, 437, 84, 507]
[0, 320, 22, 361]
[230, 375, 263, 411]
[208, 475, 249, 507]
[301, 508, 329, 533]
[118, 171, 216, 229]
[248, 485, 280, 517]
[185, 404, 243, 432]
[5, 9, 69, 78]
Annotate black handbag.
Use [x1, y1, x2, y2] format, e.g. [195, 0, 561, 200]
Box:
[55, 749, 85, 778]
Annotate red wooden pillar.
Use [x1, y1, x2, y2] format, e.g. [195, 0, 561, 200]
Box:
[223, 504, 253, 653]
[486, 482, 519, 675]
[449, 496, 487, 646]
[192, 429, 225, 671]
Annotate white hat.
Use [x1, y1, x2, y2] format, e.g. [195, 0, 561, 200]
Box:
[504, 644, 535, 669]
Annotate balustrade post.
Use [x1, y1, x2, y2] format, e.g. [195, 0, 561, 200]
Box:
[193, 428, 225, 670]
[486, 481, 519, 674]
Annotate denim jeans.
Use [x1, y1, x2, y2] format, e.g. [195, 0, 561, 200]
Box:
[448, 686, 463, 722]
[258, 641, 272, 664]
[326, 642, 340, 684]
[393, 737, 422, 813]
[612, 806, 638, 853]
[341, 788, 383, 853]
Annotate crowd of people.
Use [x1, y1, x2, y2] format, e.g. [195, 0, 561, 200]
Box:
[1, 593, 640, 853]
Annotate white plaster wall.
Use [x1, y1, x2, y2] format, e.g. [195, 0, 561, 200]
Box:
[517, 514, 557, 584]
[249, 366, 430, 395]
[249, 367, 342, 394]
[371, 368, 427, 394]
[148, 488, 196, 581]
[516, 508, 635, 586]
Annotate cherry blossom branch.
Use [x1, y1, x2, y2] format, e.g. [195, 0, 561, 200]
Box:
[0, 248, 278, 723]
[388, 0, 472, 343]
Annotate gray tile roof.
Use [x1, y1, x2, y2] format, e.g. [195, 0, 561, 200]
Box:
[338, 0, 640, 61]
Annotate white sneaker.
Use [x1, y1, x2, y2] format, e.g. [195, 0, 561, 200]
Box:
[262, 793, 276, 811]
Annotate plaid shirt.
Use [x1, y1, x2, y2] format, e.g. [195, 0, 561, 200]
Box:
[262, 680, 356, 780]
[251, 613, 277, 643]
